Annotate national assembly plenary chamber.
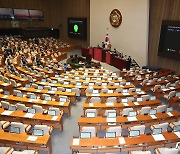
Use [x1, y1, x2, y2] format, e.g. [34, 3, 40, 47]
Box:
[0, 0, 179, 154]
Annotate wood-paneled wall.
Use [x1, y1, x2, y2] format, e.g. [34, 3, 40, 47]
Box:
[148, 0, 180, 74]
[0, 0, 90, 46]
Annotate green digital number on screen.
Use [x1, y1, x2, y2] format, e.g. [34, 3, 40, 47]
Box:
[74, 24, 78, 32]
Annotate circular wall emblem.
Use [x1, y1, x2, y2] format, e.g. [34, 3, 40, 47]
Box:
[109, 9, 122, 28]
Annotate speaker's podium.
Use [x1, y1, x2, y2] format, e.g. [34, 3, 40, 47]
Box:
[93, 47, 107, 62]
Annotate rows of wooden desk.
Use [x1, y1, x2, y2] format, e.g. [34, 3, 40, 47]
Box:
[78, 110, 180, 130]
[70, 131, 180, 153]
[0, 93, 70, 115]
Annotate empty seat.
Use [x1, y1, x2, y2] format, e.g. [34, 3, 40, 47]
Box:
[116, 88, 123, 93]
[139, 106, 151, 115]
[11, 149, 38, 154]
[106, 97, 117, 103]
[156, 105, 167, 113]
[1, 101, 10, 109]
[33, 125, 52, 135]
[48, 107, 61, 116]
[129, 88, 136, 92]
[0, 147, 14, 154]
[72, 88, 80, 97]
[10, 79, 21, 88]
[164, 91, 176, 100]
[4, 77, 10, 83]
[32, 105, 44, 113]
[106, 126, 122, 136]
[90, 97, 101, 103]
[122, 108, 133, 116]
[17, 103, 27, 112]
[85, 109, 97, 117]
[11, 122, 31, 133]
[85, 88, 93, 94]
[44, 86, 51, 90]
[151, 122, 169, 132]
[142, 95, 150, 101]
[0, 121, 10, 130]
[104, 110, 116, 117]
[129, 125, 146, 134]
[153, 85, 161, 92]
[127, 97, 135, 102]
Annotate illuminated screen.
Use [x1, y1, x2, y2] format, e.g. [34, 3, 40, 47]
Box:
[68, 18, 87, 40]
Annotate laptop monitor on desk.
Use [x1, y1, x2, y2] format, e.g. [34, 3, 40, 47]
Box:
[137, 97, 143, 102]
[80, 132, 91, 139]
[10, 127, 20, 134]
[8, 105, 16, 111]
[38, 85, 43, 90]
[173, 125, 180, 132]
[93, 90, 99, 94]
[122, 98, 128, 103]
[60, 97, 67, 102]
[52, 80, 57, 84]
[86, 112, 96, 118]
[129, 130, 140, 137]
[30, 94, 37, 99]
[152, 128, 162, 135]
[17, 92, 23, 98]
[128, 111, 137, 117]
[27, 108, 36, 114]
[66, 88, 72, 92]
[105, 132, 116, 138]
[45, 96, 52, 101]
[51, 87, 57, 91]
[48, 110, 56, 116]
[150, 96, 156, 100]
[4, 91, 10, 95]
[41, 78, 46, 82]
[108, 112, 117, 118]
[33, 129, 44, 136]
[102, 83, 107, 86]
[150, 109, 157, 115]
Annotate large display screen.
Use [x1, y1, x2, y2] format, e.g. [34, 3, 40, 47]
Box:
[29, 10, 44, 21]
[158, 20, 180, 60]
[0, 8, 14, 20]
[68, 18, 87, 40]
[13, 9, 30, 20]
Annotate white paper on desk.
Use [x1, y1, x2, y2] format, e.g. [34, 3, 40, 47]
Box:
[2, 83, 9, 86]
[89, 103, 94, 107]
[73, 138, 80, 145]
[169, 87, 175, 90]
[146, 83, 150, 85]
[40, 82, 46, 85]
[52, 116, 58, 120]
[27, 136, 38, 142]
[162, 88, 169, 91]
[127, 117, 137, 121]
[41, 100, 47, 104]
[152, 134, 165, 141]
[75, 85, 82, 88]
[92, 94, 100, 97]
[1, 110, 13, 115]
[103, 86, 107, 89]
[141, 91, 145, 94]
[174, 132, 180, 138]
[36, 90, 41, 92]
[167, 112, 173, 117]
[118, 137, 126, 144]
[123, 103, 129, 106]
[2, 95, 8, 98]
[134, 102, 139, 105]
[108, 123, 116, 126]
[24, 113, 34, 118]
[28, 99, 35, 103]
[22, 87, 27, 90]
[106, 118, 116, 123]
[122, 93, 130, 96]
[59, 102, 64, 105]
[150, 115, 157, 119]
[48, 91, 55, 94]
[106, 103, 114, 106]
